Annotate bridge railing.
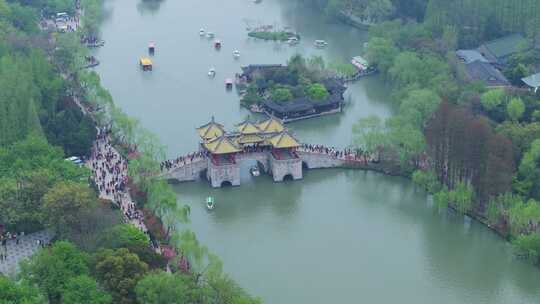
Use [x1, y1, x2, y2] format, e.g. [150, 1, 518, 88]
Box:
[297, 145, 374, 163]
[160, 152, 208, 172]
[161, 144, 376, 173]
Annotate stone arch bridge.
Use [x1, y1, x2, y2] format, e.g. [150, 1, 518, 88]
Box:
[161, 148, 367, 188]
[160, 117, 371, 188]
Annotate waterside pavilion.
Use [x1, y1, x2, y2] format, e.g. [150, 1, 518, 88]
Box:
[196, 116, 302, 187]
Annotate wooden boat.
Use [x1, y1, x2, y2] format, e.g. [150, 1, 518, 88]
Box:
[206, 196, 215, 210]
[225, 78, 233, 89]
[214, 40, 222, 49]
[140, 57, 152, 71]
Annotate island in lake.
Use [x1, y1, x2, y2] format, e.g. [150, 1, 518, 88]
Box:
[237, 55, 347, 123]
[247, 24, 300, 42]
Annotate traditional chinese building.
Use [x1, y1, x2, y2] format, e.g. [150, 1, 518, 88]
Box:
[195, 116, 302, 187]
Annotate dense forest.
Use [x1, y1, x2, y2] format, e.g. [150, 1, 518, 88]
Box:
[303, 0, 540, 46]
[0, 0, 260, 303]
[300, 0, 540, 264]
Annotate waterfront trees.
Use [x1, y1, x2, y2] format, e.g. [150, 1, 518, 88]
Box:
[0, 0, 257, 302]
[346, 0, 540, 264]
[135, 271, 200, 304]
[514, 139, 540, 200]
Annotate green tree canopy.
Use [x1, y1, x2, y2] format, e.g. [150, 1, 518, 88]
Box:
[399, 89, 441, 128]
[62, 275, 112, 304]
[515, 139, 540, 199]
[92, 248, 149, 304]
[21, 241, 89, 303]
[135, 271, 200, 304]
[0, 136, 88, 181]
[0, 276, 45, 304]
[306, 83, 329, 101]
[365, 37, 398, 74]
[99, 224, 149, 250]
[352, 115, 387, 153]
[507, 97, 525, 122]
[0, 55, 42, 146]
[270, 87, 293, 102]
[513, 232, 540, 264]
[42, 181, 98, 238]
[480, 88, 507, 111]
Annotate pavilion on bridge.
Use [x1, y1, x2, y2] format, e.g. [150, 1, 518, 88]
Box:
[195, 116, 302, 187]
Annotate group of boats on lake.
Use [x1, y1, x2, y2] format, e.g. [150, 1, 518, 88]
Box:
[139, 26, 329, 90]
[198, 28, 242, 87]
[137, 24, 367, 211]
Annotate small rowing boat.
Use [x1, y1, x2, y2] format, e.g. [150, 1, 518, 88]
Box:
[206, 196, 215, 210]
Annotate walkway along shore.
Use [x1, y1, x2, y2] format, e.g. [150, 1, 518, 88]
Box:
[89, 130, 149, 234]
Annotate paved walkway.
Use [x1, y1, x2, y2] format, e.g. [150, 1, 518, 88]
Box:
[89, 133, 148, 233]
[0, 230, 53, 275]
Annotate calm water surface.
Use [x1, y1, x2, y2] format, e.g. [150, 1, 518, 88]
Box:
[94, 0, 540, 302]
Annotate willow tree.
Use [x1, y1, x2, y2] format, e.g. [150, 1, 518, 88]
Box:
[0, 55, 43, 146]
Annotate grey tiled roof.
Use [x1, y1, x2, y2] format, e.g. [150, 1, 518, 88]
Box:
[464, 60, 510, 88]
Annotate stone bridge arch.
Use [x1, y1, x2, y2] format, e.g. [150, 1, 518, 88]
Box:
[161, 158, 208, 183]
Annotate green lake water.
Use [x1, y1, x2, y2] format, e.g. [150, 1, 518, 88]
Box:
[94, 0, 540, 302]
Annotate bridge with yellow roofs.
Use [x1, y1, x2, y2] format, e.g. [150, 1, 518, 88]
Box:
[161, 116, 372, 188]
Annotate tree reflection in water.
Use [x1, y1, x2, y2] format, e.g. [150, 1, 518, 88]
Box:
[137, 0, 166, 15]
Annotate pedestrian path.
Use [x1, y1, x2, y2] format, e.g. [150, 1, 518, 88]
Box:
[0, 230, 53, 275]
[89, 131, 148, 233]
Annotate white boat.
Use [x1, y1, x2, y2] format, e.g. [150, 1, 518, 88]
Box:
[314, 40, 328, 48]
[250, 166, 260, 177]
[351, 56, 369, 71]
[208, 67, 216, 77]
[206, 196, 215, 210]
[288, 37, 299, 45]
[206, 31, 215, 38]
[233, 50, 240, 59]
[199, 28, 205, 36]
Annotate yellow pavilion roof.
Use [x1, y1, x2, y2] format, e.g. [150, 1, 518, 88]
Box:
[235, 134, 265, 145]
[237, 119, 261, 134]
[203, 136, 241, 154]
[140, 57, 152, 66]
[267, 131, 300, 149]
[196, 117, 225, 141]
[257, 117, 284, 134]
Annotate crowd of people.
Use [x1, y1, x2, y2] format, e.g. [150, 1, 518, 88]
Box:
[160, 151, 208, 172]
[0, 232, 18, 262]
[299, 144, 374, 164]
[0, 231, 49, 263]
[160, 142, 377, 172]
[90, 128, 148, 233]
